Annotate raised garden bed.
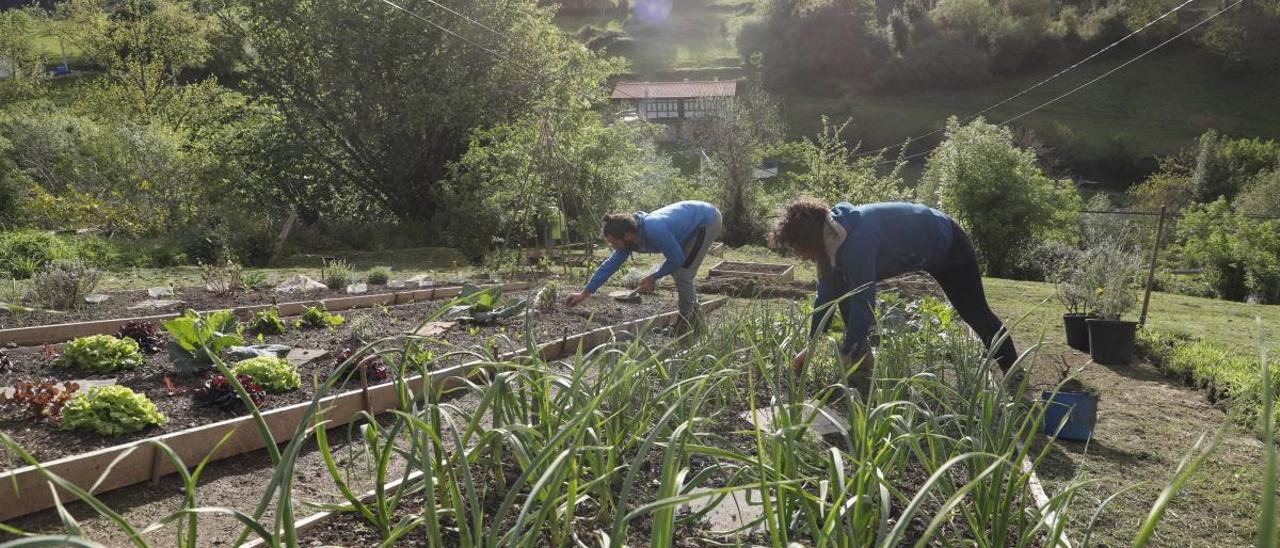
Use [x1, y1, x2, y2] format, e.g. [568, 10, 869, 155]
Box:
[0, 282, 527, 347]
[0, 294, 714, 522]
[707, 260, 795, 282]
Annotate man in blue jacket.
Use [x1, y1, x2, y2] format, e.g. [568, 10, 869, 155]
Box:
[565, 201, 723, 329]
[770, 198, 1017, 376]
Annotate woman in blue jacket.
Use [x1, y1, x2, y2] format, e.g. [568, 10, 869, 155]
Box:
[771, 199, 1017, 375]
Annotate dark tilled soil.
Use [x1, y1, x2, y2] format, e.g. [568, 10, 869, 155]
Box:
[0, 286, 359, 330]
[0, 292, 683, 546]
[710, 261, 793, 275]
[0, 291, 677, 465]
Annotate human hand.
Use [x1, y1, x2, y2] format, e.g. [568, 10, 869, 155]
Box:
[636, 276, 657, 294]
[792, 350, 808, 375]
[564, 291, 590, 307]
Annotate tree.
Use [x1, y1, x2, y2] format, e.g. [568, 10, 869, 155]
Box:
[918, 117, 1081, 277]
[1177, 198, 1280, 303]
[0, 7, 48, 100]
[231, 0, 616, 225]
[63, 0, 214, 127]
[737, 0, 886, 93]
[441, 110, 676, 260]
[775, 116, 911, 206]
[687, 87, 783, 246]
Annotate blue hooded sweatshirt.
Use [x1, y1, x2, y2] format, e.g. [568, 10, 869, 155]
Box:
[814, 202, 954, 357]
[585, 201, 720, 293]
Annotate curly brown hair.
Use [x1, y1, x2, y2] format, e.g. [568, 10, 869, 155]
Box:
[769, 198, 831, 258]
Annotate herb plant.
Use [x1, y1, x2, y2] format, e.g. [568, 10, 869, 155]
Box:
[54, 335, 144, 373]
[366, 266, 391, 285]
[321, 259, 354, 290]
[33, 260, 101, 311]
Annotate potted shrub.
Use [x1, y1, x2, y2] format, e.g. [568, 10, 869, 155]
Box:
[1041, 359, 1099, 441]
[1083, 236, 1143, 365]
[1051, 252, 1096, 352]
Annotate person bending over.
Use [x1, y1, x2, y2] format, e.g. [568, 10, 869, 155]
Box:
[565, 200, 723, 330]
[770, 199, 1017, 376]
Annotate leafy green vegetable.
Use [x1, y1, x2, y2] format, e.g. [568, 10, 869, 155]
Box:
[162, 309, 244, 376]
[248, 307, 287, 335]
[299, 305, 344, 329]
[61, 386, 167, 436]
[54, 335, 144, 373]
[458, 283, 526, 323]
[232, 357, 301, 392]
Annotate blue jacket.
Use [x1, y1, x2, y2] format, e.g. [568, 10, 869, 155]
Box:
[813, 202, 954, 356]
[585, 201, 720, 293]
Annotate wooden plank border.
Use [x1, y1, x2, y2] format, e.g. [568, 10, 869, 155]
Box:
[0, 282, 529, 348]
[0, 298, 724, 522]
[707, 261, 795, 283]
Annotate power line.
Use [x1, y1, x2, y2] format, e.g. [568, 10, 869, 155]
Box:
[1080, 209, 1280, 221]
[850, 0, 1201, 160]
[870, 0, 1245, 168]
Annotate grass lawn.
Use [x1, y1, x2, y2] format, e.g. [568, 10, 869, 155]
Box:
[784, 43, 1280, 179]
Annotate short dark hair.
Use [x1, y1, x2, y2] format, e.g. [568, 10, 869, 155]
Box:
[769, 198, 830, 257]
[602, 213, 638, 239]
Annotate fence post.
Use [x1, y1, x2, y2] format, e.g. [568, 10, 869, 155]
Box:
[1139, 205, 1168, 327]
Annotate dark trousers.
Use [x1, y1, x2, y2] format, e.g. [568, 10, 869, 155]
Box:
[926, 221, 1019, 371]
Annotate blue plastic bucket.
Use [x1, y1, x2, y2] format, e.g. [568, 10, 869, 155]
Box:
[1041, 391, 1098, 441]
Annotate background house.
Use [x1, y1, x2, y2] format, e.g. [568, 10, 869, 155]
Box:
[611, 79, 737, 142]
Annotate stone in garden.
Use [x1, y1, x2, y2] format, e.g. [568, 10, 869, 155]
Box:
[414, 321, 456, 337]
[680, 487, 765, 535]
[128, 299, 184, 310]
[407, 275, 435, 288]
[285, 348, 328, 367]
[387, 279, 407, 289]
[444, 305, 472, 320]
[608, 290, 640, 304]
[273, 274, 327, 294]
[226, 344, 292, 361]
[84, 294, 110, 305]
[346, 283, 368, 294]
[148, 286, 174, 298]
[741, 401, 849, 440]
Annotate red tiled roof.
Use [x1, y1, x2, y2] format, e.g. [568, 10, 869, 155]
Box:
[611, 80, 737, 99]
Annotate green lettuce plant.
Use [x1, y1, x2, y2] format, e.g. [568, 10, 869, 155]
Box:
[61, 386, 167, 436]
[54, 335, 144, 373]
[231, 357, 301, 392]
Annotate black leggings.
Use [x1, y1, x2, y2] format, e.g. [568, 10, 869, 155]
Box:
[927, 221, 1018, 371]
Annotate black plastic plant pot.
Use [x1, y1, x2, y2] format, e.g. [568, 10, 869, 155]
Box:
[1086, 318, 1137, 365]
[1062, 313, 1095, 352]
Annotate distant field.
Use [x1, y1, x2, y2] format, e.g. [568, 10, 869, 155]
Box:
[562, 3, 1280, 185]
[554, 0, 748, 75]
[786, 43, 1280, 170]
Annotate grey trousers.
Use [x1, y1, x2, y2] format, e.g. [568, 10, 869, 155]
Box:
[668, 209, 723, 323]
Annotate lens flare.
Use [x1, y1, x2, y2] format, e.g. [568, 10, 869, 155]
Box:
[633, 0, 673, 23]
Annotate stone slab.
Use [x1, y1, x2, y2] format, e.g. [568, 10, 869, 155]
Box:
[414, 321, 456, 337]
[285, 348, 328, 367]
[741, 401, 849, 439]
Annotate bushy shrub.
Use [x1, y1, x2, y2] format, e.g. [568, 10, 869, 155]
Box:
[0, 230, 72, 278]
[1177, 198, 1280, 303]
[918, 117, 1082, 277]
[55, 335, 144, 373]
[231, 356, 301, 392]
[365, 266, 391, 285]
[61, 386, 167, 436]
[321, 259, 354, 290]
[32, 260, 101, 310]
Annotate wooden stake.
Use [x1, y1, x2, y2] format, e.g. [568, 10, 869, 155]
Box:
[1139, 205, 1168, 327]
